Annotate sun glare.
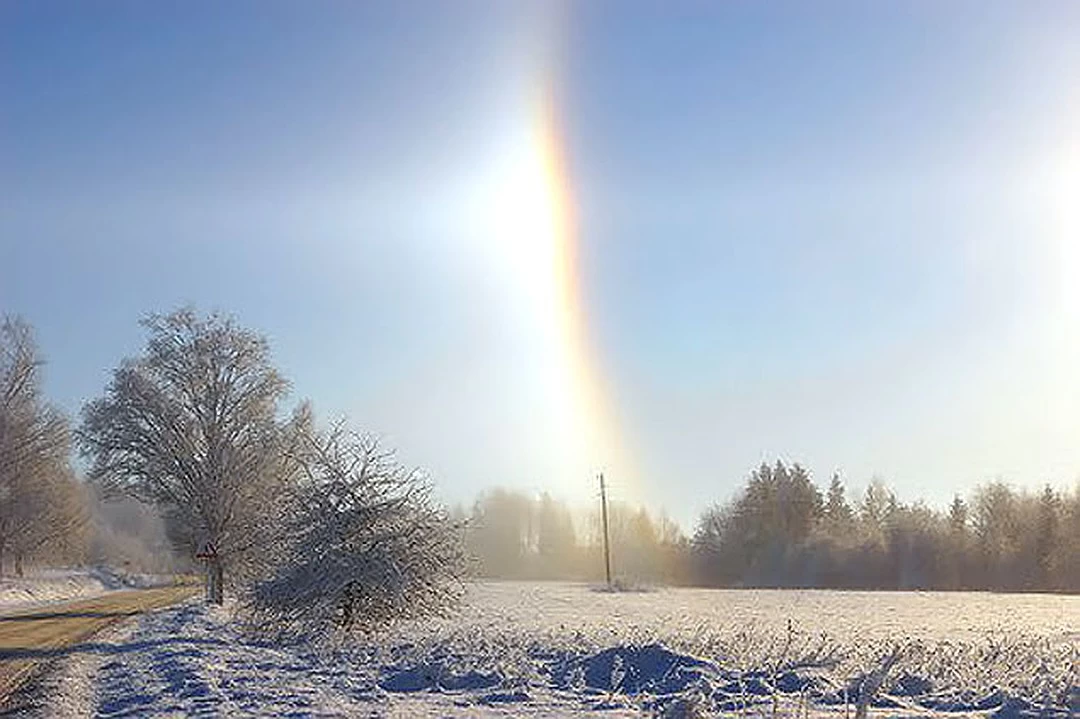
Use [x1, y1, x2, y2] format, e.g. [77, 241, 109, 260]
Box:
[455, 104, 595, 499]
[488, 134, 565, 336]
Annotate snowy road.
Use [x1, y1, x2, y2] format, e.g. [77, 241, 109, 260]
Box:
[0, 586, 198, 707]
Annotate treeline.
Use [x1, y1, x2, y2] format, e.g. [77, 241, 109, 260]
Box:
[461, 465, 1080, 594]
[0, 316, 90, 575]
[693, 462, 1080, 593]
[0, 316, 177, 577]
[455, 489, 690, 584]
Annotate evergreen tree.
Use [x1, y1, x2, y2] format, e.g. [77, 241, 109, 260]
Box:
[1035, 484, 1059, 588]
[948, 495, 968, 534]
[824, 473, 853, 525]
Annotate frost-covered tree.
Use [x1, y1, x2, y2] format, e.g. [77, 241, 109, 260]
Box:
[0, 316, 86, 576]
[1034, 484, 1059, 587]
[79, 308, 289, 601]
[467, 488, 534, 576]
[860, 478, 894, 531]
[970, 481, 1019, 587]
[823, 473, 853, 526]
[536, 492, 576, 564]
[247, 420, 466, 635]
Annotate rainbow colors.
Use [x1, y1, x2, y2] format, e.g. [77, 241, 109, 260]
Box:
[528, 77, 638, 503]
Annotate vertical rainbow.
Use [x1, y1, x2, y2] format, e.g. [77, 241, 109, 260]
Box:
[528, 76, 640, 502]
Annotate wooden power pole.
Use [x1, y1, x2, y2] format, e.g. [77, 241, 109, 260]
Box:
[599, 472, 612, 587]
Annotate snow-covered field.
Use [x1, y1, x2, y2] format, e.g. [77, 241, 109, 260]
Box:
[22, 582, 1080, 717]
[0, 567, 170, 611]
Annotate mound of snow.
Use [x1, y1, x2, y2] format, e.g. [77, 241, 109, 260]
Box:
[380, 665, 502, 693]
[0, 566, 172, 610]
[554, 644, 716, 695]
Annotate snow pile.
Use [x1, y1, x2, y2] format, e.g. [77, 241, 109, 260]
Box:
[551, 644, 714, 695]
[0, 566, 172, 609]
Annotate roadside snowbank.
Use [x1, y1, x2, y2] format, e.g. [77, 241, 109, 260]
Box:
[0, 566, 171, 610]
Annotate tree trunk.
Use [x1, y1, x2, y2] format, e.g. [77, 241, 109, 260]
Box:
[14, 552, 23, 578]
[206, 557, 224, 605]
[0, 538, 5, 579]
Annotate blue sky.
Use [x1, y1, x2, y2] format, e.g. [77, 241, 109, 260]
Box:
[3, 1, 1079, 527]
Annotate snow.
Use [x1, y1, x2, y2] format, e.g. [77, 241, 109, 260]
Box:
[0, 567, 171, 611]
[20, 600, 642, 718]
[18, 582, 1080, 717]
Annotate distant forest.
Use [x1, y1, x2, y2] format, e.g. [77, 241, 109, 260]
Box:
[458, 462, 1080, 593]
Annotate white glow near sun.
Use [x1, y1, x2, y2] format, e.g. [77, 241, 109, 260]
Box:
[485, 137, 564, 338]
[1051, 134, 1080, 321]
[448, 76, 633, 503]
[454, 118, 593, 499]
[1035, 85, 1080, 327]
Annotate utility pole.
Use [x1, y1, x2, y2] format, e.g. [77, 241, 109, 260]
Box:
[599, 472, 612, 588]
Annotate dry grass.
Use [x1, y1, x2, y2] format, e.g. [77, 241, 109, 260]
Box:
[0, 585, 199, 704]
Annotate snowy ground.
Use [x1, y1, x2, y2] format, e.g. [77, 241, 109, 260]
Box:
[17, 582, 1080, 717]
[0, 567, 171, 611]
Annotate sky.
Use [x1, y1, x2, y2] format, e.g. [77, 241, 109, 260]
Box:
[3, 1, 1079, 529]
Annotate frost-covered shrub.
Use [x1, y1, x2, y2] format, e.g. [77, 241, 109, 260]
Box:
[246, 422, 466, 636]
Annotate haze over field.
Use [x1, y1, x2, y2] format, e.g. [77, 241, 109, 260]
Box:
[4, 4, 1080, 524]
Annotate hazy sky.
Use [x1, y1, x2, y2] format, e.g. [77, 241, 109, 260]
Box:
[3, 1, 1079, 528]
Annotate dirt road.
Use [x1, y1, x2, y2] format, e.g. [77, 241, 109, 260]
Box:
[0, 585, 200, 706]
